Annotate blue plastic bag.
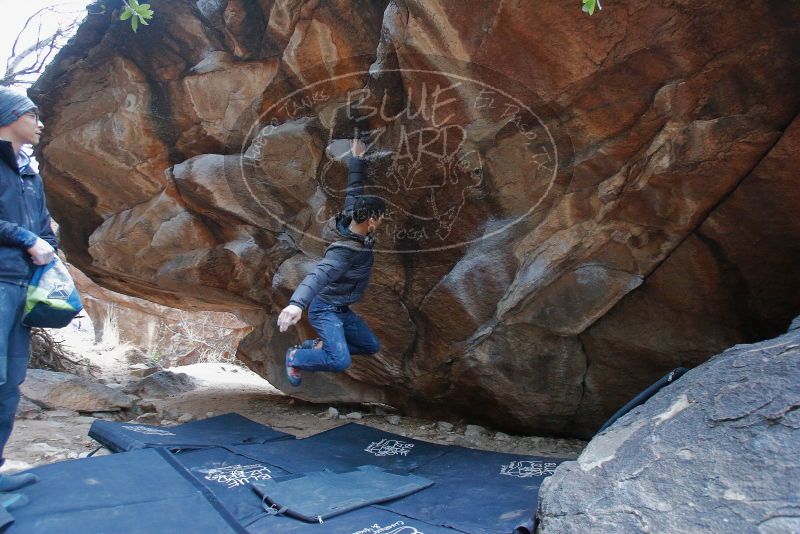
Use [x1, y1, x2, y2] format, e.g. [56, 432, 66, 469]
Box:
[22, 256, 83, 328]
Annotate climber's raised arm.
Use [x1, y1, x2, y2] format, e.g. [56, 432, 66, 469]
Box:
[344, 138, 366, 216]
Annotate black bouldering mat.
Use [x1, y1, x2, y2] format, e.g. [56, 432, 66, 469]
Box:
[252, 465, 434, 522]
[232, 423, 450, 474]
[89, 412, 294, 452]
[247, 505, 463, 533]
[171, 446, 291, 527]
[379, 446, 568, 534]
[52, 416, 565, 533]
[5, 448, 246, 533]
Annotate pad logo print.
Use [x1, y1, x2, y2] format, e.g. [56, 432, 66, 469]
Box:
[500, 460, 557, 478]
[47, 283, 71, 300]
[120, 425, 176, 436]
[364, 439, 414, 457]
[352, 520, 423, 534]
[203, 464, 273, 489]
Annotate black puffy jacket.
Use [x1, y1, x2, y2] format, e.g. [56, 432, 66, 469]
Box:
[289, 157, 375, 310]
[0, 140, 57, 285]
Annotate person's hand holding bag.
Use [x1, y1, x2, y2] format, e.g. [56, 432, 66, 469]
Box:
[27, 237, 54, 266]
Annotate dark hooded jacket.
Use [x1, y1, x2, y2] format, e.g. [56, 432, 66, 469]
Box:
[0, 140, 57, 286]
[289, 156, 375, 310]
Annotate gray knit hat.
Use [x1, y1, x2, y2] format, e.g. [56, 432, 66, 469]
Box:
[0, 88, 37, 127]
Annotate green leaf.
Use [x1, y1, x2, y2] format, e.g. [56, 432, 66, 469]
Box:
[120, 0, 155, 32]
[135, 4, 153, 21]
[582, 0, 597, 16]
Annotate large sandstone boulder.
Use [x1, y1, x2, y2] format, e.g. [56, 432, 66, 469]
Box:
[536, 321, 800, 533]
[30, 1, 800, 437]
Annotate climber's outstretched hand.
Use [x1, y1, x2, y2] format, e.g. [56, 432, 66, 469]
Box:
[277, 304, 303, 332]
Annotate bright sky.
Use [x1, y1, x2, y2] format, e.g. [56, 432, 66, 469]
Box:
[0, 1, 92, 86]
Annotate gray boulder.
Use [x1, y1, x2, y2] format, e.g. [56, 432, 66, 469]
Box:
[464, 424, 486, 439]
[436, 421, 454, 433]
[16, 396, 42, 419]
[123, 370, 197, 398]
[135, 412, 161, 424]
[123, 347, 149, 365]
[537, 321, 800, 533]
[128, 363, 161, 378]
[21, 369, 135, 412]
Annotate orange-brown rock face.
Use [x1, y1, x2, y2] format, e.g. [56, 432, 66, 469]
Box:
[31, 1, 800, 437]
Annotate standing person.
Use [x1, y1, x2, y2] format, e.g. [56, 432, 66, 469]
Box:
[277, 138, 386, 386]
[0, 88, 56, 508]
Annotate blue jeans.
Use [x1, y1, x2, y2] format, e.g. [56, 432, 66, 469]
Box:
[0, 282, 30, 466]
[291, 297, 380, 372]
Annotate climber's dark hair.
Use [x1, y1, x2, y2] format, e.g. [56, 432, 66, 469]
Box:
[352, 195, 386, 224]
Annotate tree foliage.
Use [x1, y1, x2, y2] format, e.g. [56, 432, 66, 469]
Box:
[113, 2, 600, 35]
[120, 0, 154, 32]
[582, 0, 603, 16]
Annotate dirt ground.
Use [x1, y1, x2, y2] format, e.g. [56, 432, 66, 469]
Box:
[0, 321, 587, 474]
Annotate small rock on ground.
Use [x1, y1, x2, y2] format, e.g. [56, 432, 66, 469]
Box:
[135, 413, 161, 424]
[136, 401, 158, 413]
[45, 410, 80, 419]
[465, 424, 486, 438]
[89, 412, 120, 420]
[123, 371, 196, 398]
[128, 364, 159, 378]
[160, 408, 182, 420]
[436, 421, 454, 433]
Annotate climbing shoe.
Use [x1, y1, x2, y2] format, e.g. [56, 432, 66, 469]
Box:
[285, 346, 302, 387]
[299, 338, 323, 350]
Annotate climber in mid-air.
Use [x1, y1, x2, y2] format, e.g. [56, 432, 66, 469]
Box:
[277, 137, 386, 386]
